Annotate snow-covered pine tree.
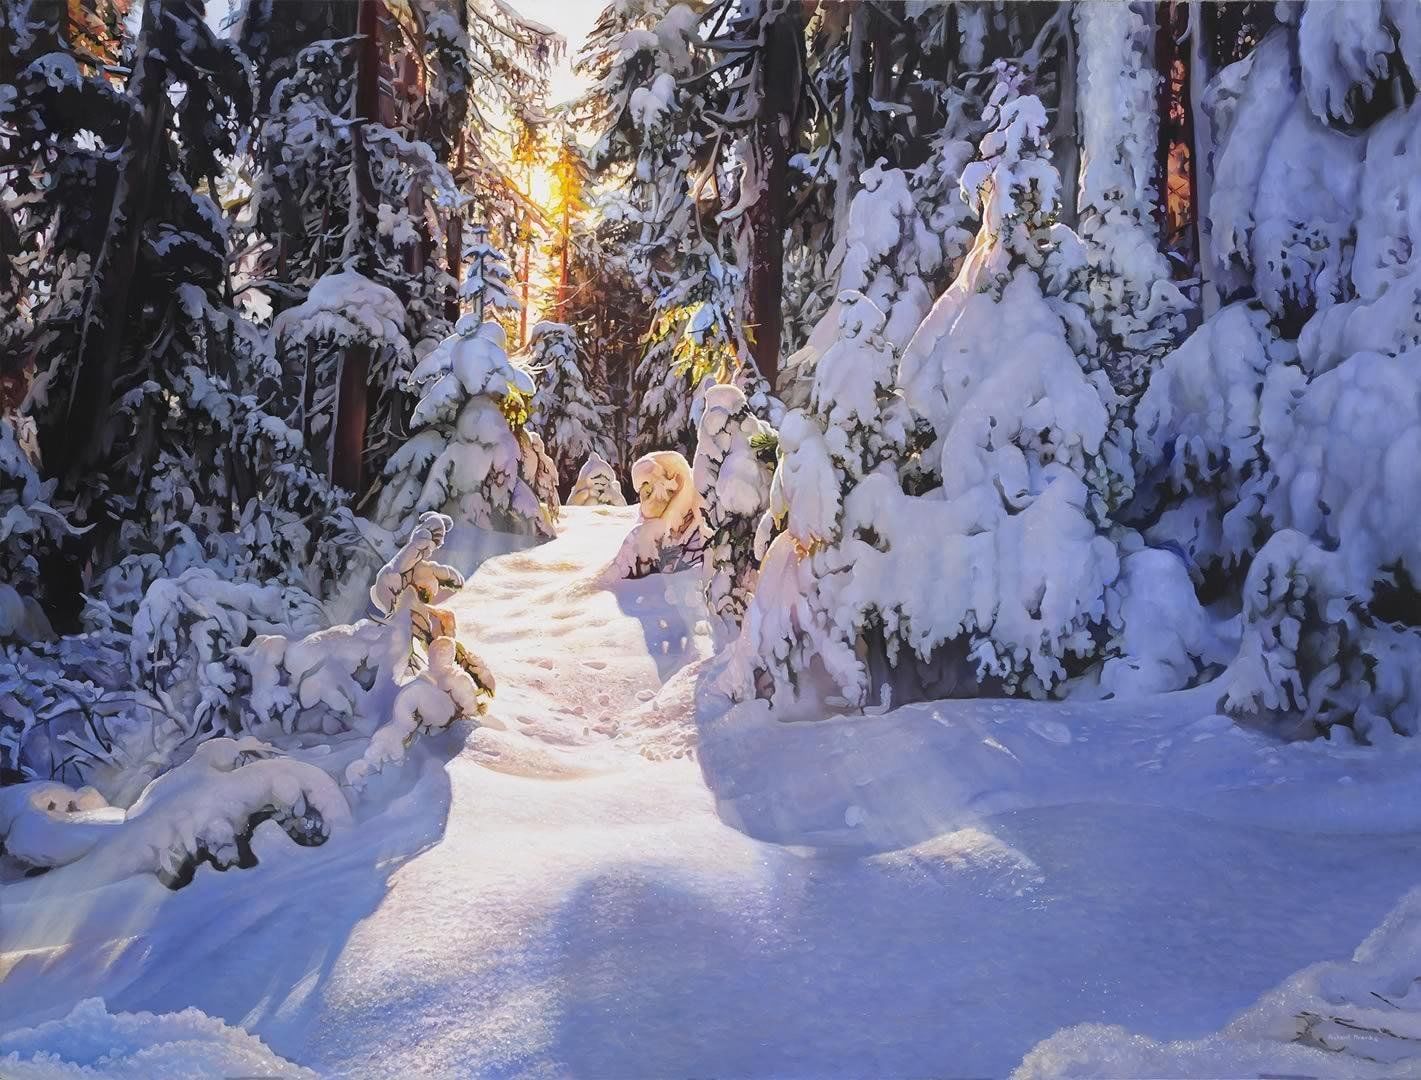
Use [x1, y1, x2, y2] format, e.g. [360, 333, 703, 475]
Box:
[693, 384, 777, 640]
[1132, 1, 1421, 742]
[633, 250, 753, 459]
[522, 321, 615, 493]
[723, 288, 910, 708]
[375, 320, 555, 540]
[576, 0, 754, 459]
[272, 269, 415, 494]
[1072, 1, 1191, 403]
[460, 223, 521, 326]
[780, 162, 944, 409]
[734, 69, 1130, 712]
[887, 71, 1127, 700]
[725, 166, 943, 706]
[9, 0, 339, 598]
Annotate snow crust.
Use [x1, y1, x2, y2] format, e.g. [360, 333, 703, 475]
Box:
[0, 998, 315, 1080]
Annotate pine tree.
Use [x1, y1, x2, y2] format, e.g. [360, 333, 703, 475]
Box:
[460, 223, 521, 325]
[376, 321, 555, 540]
[693, 384, 776, 640]
[523, 322, 615, 493]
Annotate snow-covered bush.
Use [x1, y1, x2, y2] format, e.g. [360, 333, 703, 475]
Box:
[568, 452, 627, 506]
[523, 321, 616, 490]
[128, 569, 326, 737]
[375, 320, 556, 539]
[1099, 544, 1232, 698]
[1139, 47, 1421, 742]
[692, 384, 776, 638]
[0, 415, 69, 640]
[607, 451, 704, 579]
[238, 512, 492, 748]
[1222, 327, 1421, 742]
[1131, 303, 1287, 578]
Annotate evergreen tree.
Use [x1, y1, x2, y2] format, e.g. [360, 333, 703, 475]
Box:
[523, 322, 615, 493]
[693, 384, 776, 640]
[460, 223, 521, 325]
[376, 321, 555, 539]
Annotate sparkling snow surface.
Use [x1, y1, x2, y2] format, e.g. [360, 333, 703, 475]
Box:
[5, 507, 1421, 1077]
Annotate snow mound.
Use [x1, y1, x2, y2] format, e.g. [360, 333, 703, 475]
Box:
[568, 452, 627, 507]
[0, 998, 315, 1080]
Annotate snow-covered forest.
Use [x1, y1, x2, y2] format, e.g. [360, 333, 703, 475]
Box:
[4, 0, 1421, 1075]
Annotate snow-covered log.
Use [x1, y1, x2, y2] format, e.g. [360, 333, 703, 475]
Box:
[0, 737, 350, 888]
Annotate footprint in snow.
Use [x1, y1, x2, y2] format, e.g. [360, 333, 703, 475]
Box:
[1028, 717, 1072, 745]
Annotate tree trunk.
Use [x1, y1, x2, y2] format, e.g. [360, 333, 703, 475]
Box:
[830, 1, 870, 250]
[446, 138, 465, 323]
[331, 0, 382, 494]
[1053, 10, 1080, 229]
[519, 212, 532, 347]
[746, 3, 801, 391]
[1187, 0, 1218, 319]
[557, 198, 571, 315]
[47, 0, 168, 485]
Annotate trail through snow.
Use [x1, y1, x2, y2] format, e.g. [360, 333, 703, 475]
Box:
[5, 506, 1421, 1077]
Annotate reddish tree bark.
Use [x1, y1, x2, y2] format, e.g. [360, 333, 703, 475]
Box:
[744, 6, 801, 391]
[330, 0, 382, 494]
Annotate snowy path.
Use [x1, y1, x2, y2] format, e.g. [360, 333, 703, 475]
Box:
[6, 506, 1421, 1077]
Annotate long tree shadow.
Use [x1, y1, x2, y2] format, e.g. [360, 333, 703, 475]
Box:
[609, 566, 705, 682]
[0, 728, 458, 1061]
[523, 809, 1421, 1079]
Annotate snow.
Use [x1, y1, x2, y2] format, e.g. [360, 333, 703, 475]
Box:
[0, 998, 314, 1080]
[1018, 885, 1421, 1078]
[272, 269, 410, 353]
[7, 508, 1421, 1078]
[1297, 0, 1419, 126]
[567, 452, 627, 507]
